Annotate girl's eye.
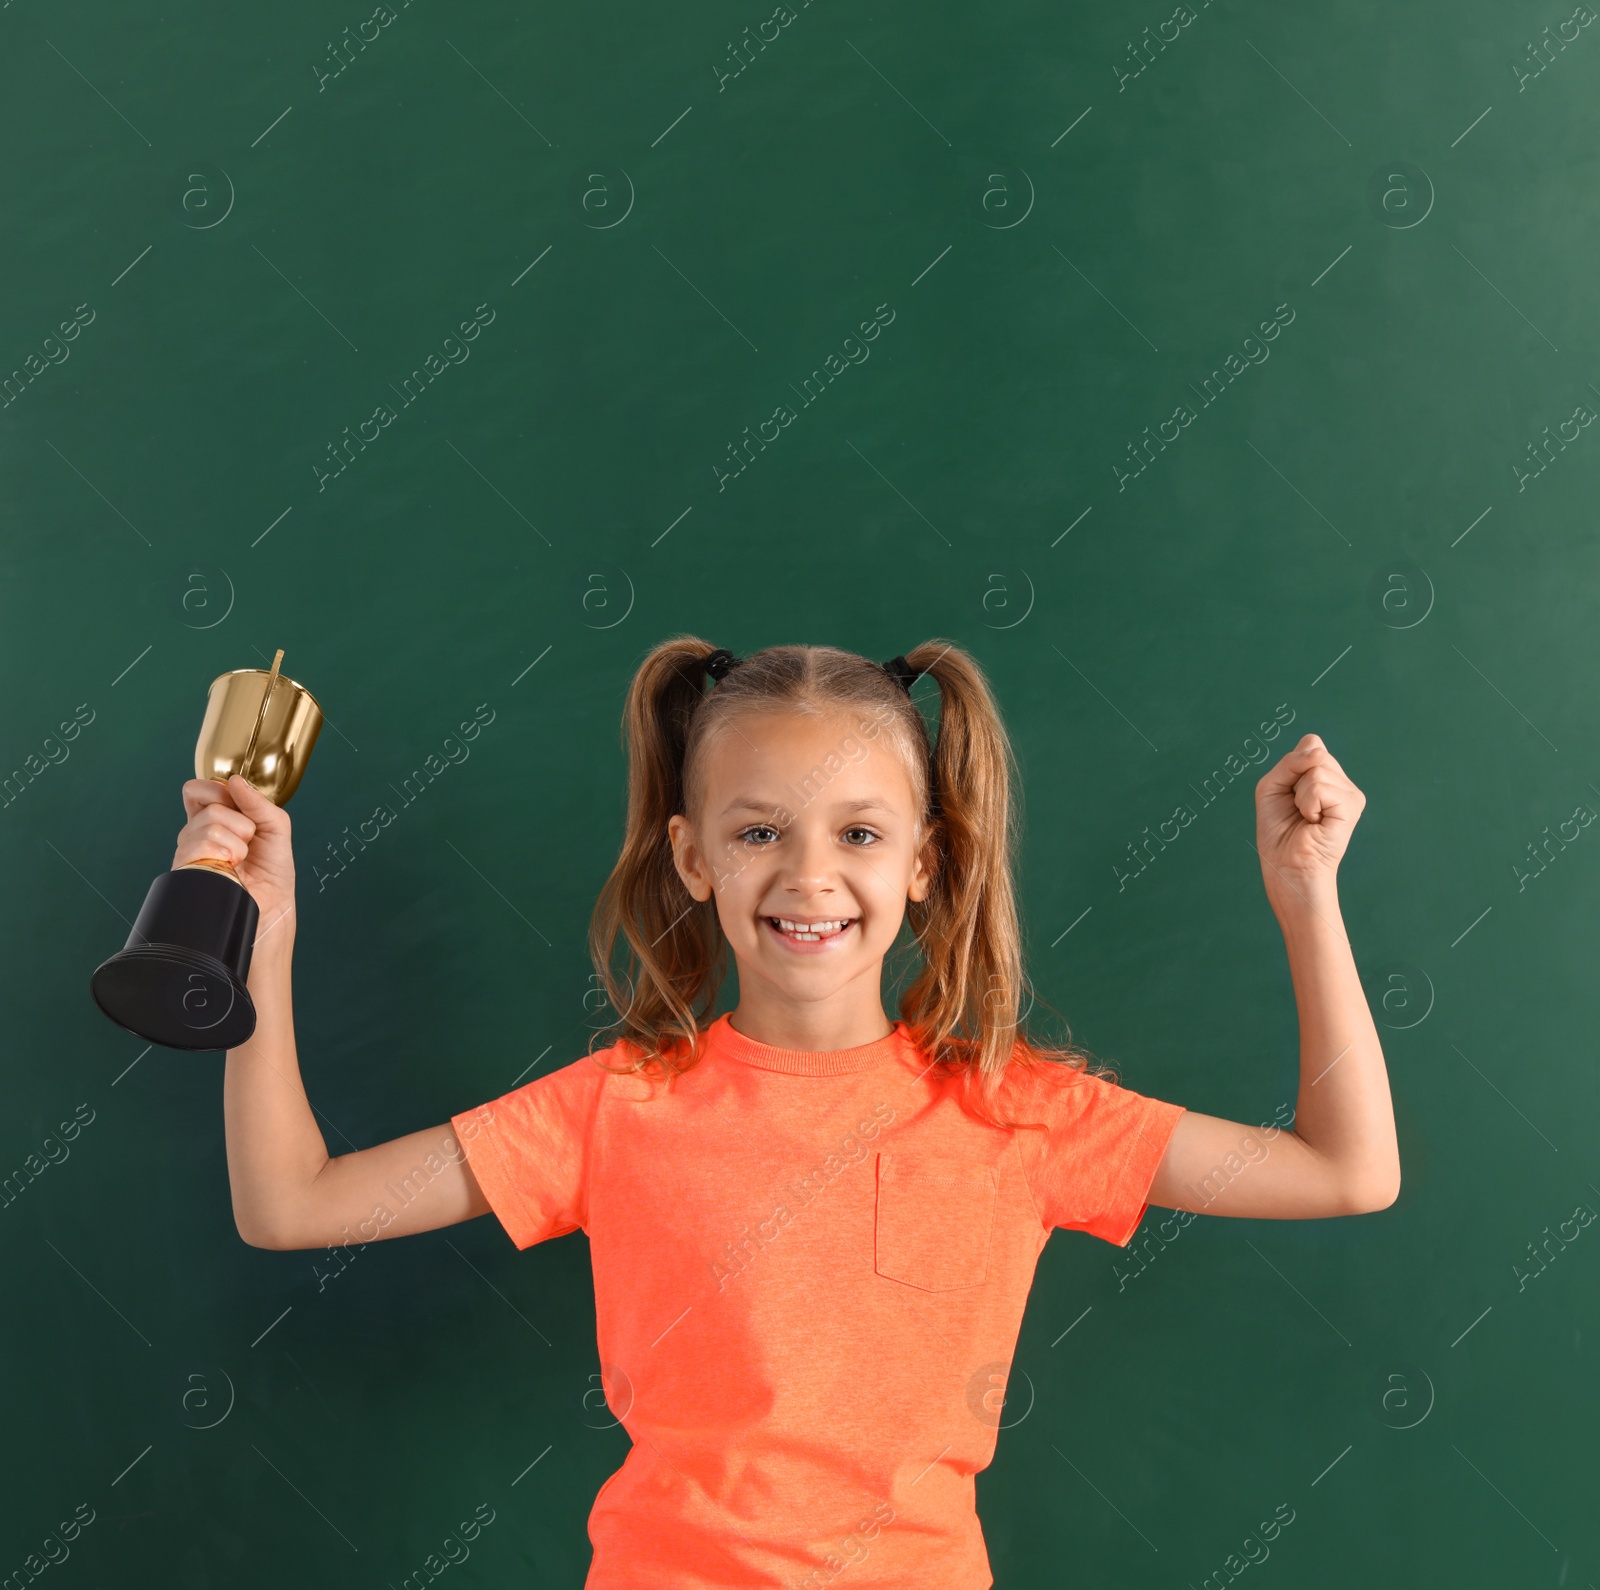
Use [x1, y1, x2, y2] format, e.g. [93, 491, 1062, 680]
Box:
[841, 826, 881, 846]
[738, 825, 781, 845]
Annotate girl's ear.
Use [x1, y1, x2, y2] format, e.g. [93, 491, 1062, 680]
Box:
[907, 826, 937, 903]
[668, 814, 714, 902]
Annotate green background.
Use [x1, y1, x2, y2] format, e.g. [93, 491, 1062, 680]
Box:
[3, 0, 1597, 1583]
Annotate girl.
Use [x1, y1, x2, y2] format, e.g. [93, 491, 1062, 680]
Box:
[179, 637, 1399, 1590]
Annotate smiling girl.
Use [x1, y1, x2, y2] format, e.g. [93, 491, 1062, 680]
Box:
[179, 637, 1399, 1589]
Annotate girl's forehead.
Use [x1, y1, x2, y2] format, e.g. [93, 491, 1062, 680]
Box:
[710, 704, 859, 750]
[692, 705, 923, 810]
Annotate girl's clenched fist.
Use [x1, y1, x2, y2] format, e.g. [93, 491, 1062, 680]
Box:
[173, 774, 296, 929]
[1254, 734, 1366, 913]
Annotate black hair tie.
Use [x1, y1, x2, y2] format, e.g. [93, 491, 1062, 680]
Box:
[881, 655, 923, 694]
[703, 648, 741, 682]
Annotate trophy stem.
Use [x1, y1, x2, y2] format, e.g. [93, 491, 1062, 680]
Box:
[178, 857, 247, 883]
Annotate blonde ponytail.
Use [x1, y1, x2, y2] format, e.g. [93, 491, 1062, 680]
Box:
[896, 641, 1030, 1109]
[587, 636, 727, 1072]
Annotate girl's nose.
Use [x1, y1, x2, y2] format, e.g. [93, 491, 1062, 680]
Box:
[781, 827, 838, 898]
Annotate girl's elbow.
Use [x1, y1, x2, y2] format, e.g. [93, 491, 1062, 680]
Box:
[1344, 1169, 1401, 1214]
[234, 1206, 304, 1250]
[235, 1215, 277, 1249]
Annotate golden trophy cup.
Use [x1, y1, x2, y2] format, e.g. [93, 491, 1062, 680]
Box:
[90, 650, 323, 1051]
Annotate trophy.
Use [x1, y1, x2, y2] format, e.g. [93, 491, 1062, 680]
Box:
[90, 650, 323, 1051]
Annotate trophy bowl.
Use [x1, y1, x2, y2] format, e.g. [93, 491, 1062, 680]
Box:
[90, 653, 323, 1052]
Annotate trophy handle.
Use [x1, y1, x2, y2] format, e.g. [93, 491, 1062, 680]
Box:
[238, 648, 283, 786]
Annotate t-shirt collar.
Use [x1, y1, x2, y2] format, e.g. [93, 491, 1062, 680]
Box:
[708, 1013, 906, 1076]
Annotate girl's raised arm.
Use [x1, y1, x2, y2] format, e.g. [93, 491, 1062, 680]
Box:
[179, 775, 491, 1250]
[1147, 735, 1402, 1220]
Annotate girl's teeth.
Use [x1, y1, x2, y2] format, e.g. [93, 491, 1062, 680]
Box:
[774, 918, 848, 940]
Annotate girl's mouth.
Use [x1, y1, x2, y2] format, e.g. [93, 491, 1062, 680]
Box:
[764, 916, 856, 951]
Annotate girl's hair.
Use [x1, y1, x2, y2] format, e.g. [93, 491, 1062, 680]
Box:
[587, 636, 1095, 1120]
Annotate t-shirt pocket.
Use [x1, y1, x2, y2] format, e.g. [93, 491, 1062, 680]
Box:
[873, 1154, 999, 1291]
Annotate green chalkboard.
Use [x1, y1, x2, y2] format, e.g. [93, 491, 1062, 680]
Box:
[3, 0, 1598, 1582]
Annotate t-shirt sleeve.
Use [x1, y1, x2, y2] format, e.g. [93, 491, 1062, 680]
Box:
[450, 1057, 606, 1250]
[1017, 1064, 1187, 1247]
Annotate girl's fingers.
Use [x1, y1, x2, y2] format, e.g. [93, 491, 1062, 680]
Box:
[195, 803, 256, 842]
[1267, 734, 1325, 769]
[1258, 734, 1345, 796]
[1291, 769, 1364, 824]
[178, 821, 249, 867]
[225, 775, 290, 834]
[201, 822, 250, 864]
[182, 777, 238, 819]
[178, 781, 258, 866]
[1296, 776, 1337, 822]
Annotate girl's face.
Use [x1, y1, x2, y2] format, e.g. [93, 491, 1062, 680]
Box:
[667, 707, 933, 1009]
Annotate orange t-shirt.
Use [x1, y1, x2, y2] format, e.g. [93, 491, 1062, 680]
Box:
[451, 1014, 1186, 1590]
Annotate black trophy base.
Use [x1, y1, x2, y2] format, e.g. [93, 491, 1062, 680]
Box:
[91, 867, 261, 1051]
